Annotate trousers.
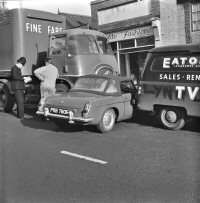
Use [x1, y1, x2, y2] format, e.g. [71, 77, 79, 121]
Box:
[14, 89, 24, 118]
[38, 86, 55, 111]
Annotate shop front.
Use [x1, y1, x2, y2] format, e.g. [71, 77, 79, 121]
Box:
[107, 26, 155, 83]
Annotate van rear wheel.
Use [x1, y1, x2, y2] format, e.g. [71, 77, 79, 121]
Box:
[159, 107, 185, 130]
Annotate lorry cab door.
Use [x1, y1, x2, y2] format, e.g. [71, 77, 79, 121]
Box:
[49, 35, 67, 75]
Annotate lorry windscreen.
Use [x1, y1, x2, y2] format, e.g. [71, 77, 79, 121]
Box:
[68, 35, 98, 56]
[50, 35, 66, 55]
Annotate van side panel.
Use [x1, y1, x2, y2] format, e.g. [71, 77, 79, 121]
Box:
[138, 46, 200, 118]
[138, 81, 200, 117]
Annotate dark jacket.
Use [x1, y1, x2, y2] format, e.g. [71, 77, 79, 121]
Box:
[11, 65, 25, 90]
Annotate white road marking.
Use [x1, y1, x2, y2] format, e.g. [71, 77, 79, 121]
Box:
[60, 151, 108, 164]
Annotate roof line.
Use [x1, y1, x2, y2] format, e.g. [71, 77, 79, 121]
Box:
[58, 12, 91, 18]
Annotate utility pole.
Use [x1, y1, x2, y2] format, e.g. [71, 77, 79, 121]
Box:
[19, 0, 23, 8]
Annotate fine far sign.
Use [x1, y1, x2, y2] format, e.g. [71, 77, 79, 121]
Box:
[25, 23, 63, 34]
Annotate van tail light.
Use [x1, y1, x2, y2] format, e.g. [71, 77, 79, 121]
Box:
[82, 101, 91, 114]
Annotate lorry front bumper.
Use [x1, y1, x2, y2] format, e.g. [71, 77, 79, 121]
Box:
[36, 109, 93, 124]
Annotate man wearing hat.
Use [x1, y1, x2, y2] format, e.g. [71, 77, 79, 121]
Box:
[11, 57, 27, 119]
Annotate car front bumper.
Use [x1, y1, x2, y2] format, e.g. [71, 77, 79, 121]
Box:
[36, 109, 93, 124]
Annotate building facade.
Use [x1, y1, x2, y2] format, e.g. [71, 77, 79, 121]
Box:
[90, 0, 200, 80]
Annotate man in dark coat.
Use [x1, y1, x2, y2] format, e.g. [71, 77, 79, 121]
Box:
[11, 57, 26, 119]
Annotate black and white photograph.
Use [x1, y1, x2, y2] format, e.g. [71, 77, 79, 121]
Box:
[0, 0, 200, 202]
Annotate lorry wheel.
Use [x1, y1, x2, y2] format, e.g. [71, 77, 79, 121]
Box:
[94, 64, 114, 75]
[97, 109, 115, 133]
[56, 83, 69, 93]
[159, 107, 185, 130]
[0, 86, 15, 112]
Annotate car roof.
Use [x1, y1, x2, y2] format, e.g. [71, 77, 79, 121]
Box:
[78, 74, 130, 82]
[50, 28, 106, 38]
[149, 43, 200, 53]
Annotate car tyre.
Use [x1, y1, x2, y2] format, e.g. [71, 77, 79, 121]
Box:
[97, 109, 115, 133]
[0, 86, 15, 112]
[159, 107, 185, 130]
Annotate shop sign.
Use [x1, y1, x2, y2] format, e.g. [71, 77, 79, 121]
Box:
[106, 26, 153, 42]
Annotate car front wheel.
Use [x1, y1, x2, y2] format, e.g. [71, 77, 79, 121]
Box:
[97, 109, 116, 133]
[159, 107, 185, 130]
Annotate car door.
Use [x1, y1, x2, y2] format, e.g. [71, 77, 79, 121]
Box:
[120, 81, 134, 118]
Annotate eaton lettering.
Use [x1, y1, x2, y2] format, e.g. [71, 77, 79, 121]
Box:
[163, 57, 200, 68]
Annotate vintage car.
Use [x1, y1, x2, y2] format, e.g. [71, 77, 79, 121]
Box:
[37, 75, 136, 133]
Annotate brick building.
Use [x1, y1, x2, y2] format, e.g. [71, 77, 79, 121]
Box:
[90, 0, 200, 79]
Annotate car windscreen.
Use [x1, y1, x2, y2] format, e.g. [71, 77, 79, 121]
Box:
[72, 77, 108, 92]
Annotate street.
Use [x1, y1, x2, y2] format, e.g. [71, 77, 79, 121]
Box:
[0, 107, 200, 203]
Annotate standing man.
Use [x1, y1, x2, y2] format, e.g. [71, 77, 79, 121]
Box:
[34, 57, 59, 112]
[11, 57, 27, 119]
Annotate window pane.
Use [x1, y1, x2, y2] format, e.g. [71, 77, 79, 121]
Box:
[192, 3, 200, 31]
[137, 36, 155, 47]
[96, 36, 114, 55]
[119, 39, 135, 49]
[50, 36, 66, 55]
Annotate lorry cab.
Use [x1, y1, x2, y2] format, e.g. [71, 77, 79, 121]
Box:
[48, 29, 119, 90]
[137, 43, 200, 130]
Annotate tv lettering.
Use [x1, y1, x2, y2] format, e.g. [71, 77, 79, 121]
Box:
[144, 85, 200, 102]
[176, 86, 199, 101]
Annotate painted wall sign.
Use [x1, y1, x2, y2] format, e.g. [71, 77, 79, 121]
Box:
[106, 26, 153, 42]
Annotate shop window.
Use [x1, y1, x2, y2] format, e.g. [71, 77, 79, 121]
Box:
[192, 3, 200, 31]
[119, 39, 135, 49]
[119, 54, 127, 76]
[136, 36, 155, 47]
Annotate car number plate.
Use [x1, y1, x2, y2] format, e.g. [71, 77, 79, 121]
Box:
[50, 107, 71, 116]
